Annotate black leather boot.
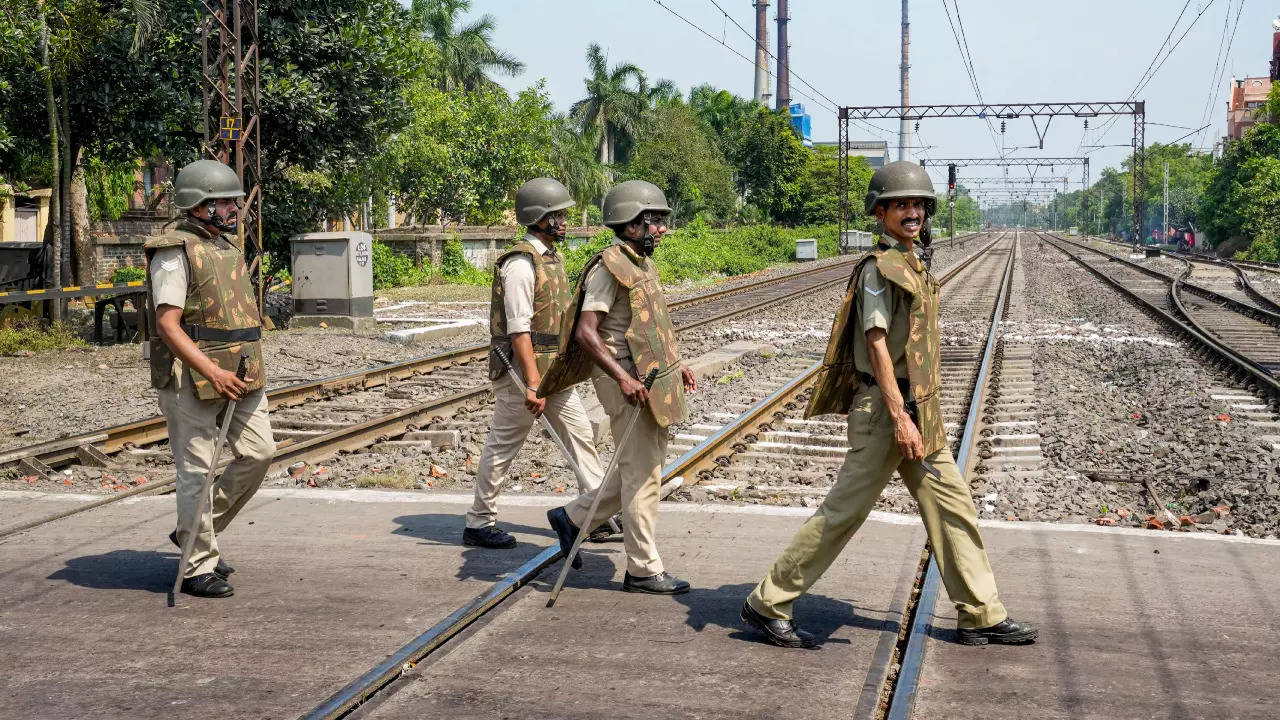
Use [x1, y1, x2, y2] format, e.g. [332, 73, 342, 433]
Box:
[180, 572, 234, 598]
[462, 525, 518, 549]
[956, 617, 1038, 645]
[622, 571, 690, 595]
[546, 507, 583, 569]
[586, 514, 623, 543]
[740, 601, 817, 648]
[169, 530, 234, 578]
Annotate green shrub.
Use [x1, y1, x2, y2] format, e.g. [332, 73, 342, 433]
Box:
[1237, 233, 1280, 263]
[562, 230, 615, 284]
[371, 241, 432, 290]
[0, 320, 85, 354]
[109, 266, 147, 283]
[440, 238, 493, 286]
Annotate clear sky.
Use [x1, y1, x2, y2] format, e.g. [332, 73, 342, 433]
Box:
[465, 1, 1277, 195]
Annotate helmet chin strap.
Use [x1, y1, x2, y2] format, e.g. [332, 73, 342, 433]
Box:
[197, 200, 238, 232]
[637, 212, 659, 256]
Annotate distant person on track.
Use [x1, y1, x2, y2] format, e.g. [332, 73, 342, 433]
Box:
[739, 161, 1037, 648]
[466, 178, 617, 549]
[143, 160, 275, 599]
[539, 180, 697, 595]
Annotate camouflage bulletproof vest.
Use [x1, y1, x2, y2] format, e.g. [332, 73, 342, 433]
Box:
[805, 244, 946, 457]
[144, 222, 266, 401]
[537, 242, 688, 428]
[488, 237, 573, 380]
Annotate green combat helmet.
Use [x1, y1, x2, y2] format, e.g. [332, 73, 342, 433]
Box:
[172, 159, 244, 211]
[864, 160, 937, 216]
[601, 180, 671, 227]
[515, 177, 575, 226]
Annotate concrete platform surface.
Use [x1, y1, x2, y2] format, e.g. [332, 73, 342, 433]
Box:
[360, 505, 926, 720]
[0, 489, 557, 719]
[912, 523, 1280, 720]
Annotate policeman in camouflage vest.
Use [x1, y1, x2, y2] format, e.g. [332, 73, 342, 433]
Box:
[464, 178, 611, 549]
[540, 180, 697, 595]
[740, 162, 1037, 647]
[143, 160, 275, 599]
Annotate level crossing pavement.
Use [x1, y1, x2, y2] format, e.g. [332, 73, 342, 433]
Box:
[1, 489, 1277, 718]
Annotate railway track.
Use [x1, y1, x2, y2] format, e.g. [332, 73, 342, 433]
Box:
[1047, 234, 1280, 383]
[298, 233, 1016, 719]
[0, 254, 885, 536]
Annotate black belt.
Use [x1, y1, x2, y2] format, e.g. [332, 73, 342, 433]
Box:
[529, 331, 559, 348]
[859, 371, 909, 396]
[182, 324, 262, 343]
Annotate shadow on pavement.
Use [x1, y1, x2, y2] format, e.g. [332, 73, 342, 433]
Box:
[47, 549, 174, 594]
[673, 582, 898, 647]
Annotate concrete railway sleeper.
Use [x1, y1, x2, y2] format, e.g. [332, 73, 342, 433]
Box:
[1042, 234, 1280, 407]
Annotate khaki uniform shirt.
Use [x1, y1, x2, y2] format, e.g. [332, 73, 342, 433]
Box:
[852, 239, 918, 380]
[149, 247, 190, 308]
[581, 261, 632, 360]
[498, 234, 547, 334]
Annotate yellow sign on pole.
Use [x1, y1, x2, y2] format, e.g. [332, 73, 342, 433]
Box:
[218, 116, 242, 141]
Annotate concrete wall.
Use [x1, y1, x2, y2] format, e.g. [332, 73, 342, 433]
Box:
[375, 226, 607, 270]
[90, 210, 174, 282]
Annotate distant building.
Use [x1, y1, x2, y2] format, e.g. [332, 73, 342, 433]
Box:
[1226, 76, 1272, 141]
[788, 102, 813, 147]
[812, 139, 889, 168]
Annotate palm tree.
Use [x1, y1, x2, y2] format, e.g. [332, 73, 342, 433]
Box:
[548, 114, 608, 224]
[690, 84, 756, 142]
[643, 78, 682, 109]
[410, 0, 524, 92]
[570, 43, 647, 167]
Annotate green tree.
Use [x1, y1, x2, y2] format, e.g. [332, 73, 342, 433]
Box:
[571, 43, 646, 167]
[732, 106, 807, 223]
[547, 112, 607, 224]
[387, 80, 553, 225]
[794, 145, 871, 226]
[1200, 122, 1280, 249]
[626, 103, 735, 224]
[408, 0, 523, 93]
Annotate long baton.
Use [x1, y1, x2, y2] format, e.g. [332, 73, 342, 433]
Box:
[171, 354, 248, 604]
[546, 368, 658, 608]
[494, 346, 597, 495]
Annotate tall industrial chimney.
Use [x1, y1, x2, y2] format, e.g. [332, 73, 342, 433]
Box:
[754, 1, 770, 105]
[899, 0, 911, 161]
[776, 0, 790, 111]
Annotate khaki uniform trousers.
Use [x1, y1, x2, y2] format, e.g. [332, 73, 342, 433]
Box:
[748, 383, 1007, 629]
[467, 371, 604, 529]
[564, 367, 667, 577]
[158, 369, 275, 578]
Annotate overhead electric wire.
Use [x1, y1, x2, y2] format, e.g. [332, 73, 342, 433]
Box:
[940, 0, 1001, 154]
[694, 0, 896, 139]
[1091, 0, 1221, 147]
[650, 0, 839, 121]
[1195, 0, 1245, 150]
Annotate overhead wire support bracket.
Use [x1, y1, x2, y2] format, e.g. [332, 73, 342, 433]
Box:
[837, 100, 1143, 239]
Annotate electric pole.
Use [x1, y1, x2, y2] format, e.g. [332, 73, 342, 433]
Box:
[899, 0, 911, 161]
[1163, 160, 1170, 246]
[947, 163, 957, 248]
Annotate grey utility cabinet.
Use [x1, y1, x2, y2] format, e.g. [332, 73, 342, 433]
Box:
[289, 231, 375, 330]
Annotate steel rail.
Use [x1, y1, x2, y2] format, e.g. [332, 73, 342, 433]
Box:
[886, 231, 1018, 720]
[1, 256, 865, 472]
[662, 235, 1004, 485]
[1041, 234, 1280, 402]
[295, 234, 1008, 719]
[1058, 236, 1280, 329]
[0, 255, 871, 537]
